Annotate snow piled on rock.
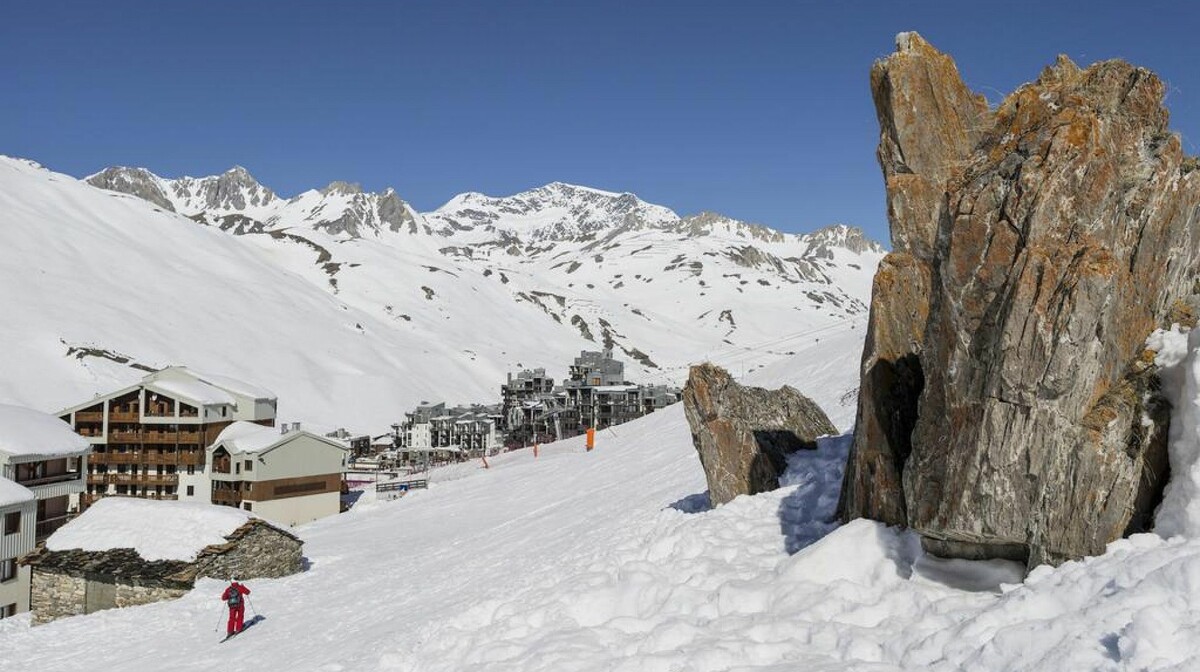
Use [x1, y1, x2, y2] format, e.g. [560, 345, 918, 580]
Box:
[1150, 325, 1200, 538]
[11, 331, 1200, 669]
[45, 498, 252, 562]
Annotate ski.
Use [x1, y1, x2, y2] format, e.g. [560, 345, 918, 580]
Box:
[219, 615, 264, 642]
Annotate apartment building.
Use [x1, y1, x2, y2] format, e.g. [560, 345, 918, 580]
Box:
[57, 367, 276, 510]
[395, 402, 500, 462]
[498, 350, 681, 446]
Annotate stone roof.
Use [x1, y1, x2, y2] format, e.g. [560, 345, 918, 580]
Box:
[24, 519, 302, 589]
[22, 547, 195, 589]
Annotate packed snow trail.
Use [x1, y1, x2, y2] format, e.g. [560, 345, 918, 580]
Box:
[8, 335, 1200, 669]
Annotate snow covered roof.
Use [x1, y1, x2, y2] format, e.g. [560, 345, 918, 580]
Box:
[213, 421, 348, 455]
[147, 378, 236, 407]
[186, 368, 276, 401]
[213, 421, 284, 454]
[45, 498, 254, 562]
[0, 404, 90, 459]
[0, 476, 35, 507]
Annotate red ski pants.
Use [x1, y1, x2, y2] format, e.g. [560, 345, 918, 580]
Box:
[227, 604, 245, 635]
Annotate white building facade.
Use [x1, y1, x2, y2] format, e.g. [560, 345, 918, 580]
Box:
[189, 422, 348, 527]
[0, 405, 92, 618]
[0, 479, 36, 618]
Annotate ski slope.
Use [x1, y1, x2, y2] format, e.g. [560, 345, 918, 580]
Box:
[8, 324, 1200, 670]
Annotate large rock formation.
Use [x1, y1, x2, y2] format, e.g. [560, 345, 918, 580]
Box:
[684, 363, 836, 505]
[840, 33, 1200, 567]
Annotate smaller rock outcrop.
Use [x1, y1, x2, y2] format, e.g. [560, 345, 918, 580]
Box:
[683, 363, 836, 505]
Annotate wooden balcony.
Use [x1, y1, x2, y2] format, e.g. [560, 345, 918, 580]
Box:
[143, 431, 203, 444]
[212, 489, 242, 507]
[99, 473, 179, 486]
[109, 411, 139, 423]
[76, 411, 104, 422]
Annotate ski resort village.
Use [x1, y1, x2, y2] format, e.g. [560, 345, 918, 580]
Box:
[0, 343, 685, 624]
[13, 5, 1200, 671]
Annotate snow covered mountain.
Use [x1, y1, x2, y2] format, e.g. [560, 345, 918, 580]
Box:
[0, 157, 882, 431]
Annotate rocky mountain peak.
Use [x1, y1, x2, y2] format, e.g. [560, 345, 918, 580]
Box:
[803, 225, 885, 256]
[320, 180, 364, 196]
[841, 33, 1200, 568]
[87, 166, 176, 212]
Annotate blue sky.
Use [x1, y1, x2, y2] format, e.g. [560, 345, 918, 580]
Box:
[3, 1, 1199, 241]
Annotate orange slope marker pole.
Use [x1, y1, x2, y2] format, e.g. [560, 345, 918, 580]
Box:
[534, 443, 539, 459]
[586, 427, 596, 452]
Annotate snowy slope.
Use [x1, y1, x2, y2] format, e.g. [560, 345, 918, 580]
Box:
[0, 158, 562, 430]
[8, 324, 1200, 671]
[0, 158, 883, 431]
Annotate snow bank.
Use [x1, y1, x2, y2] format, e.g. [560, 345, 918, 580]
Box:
[45, 498, 252, 562]
[0, 404, 89, 458]
[1150, 326, 1200, 538]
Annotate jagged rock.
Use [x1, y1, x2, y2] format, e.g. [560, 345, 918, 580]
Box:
[684, 363, 836, 505]
[87, 167, 177, 212]
[840, 32, 1200, 567]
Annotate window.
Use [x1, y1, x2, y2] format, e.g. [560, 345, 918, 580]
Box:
[2, 512, 18, 536]
[244, 460, 253, 472]
[235, 463, 240, 475]
[187, 464, 195, 475]
[186, 485, 194, 497]
[222, 407, 228, 417]
[242, 502, 252, 511]
[246, 483, 253, 492]
[0, 603, 15, 619]
[0, 559, 15, 583]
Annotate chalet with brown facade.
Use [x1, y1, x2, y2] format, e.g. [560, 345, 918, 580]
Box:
[189, 422, 348, 526]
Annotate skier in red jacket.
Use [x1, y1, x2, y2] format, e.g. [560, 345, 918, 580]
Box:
[222, 578, 251, 637]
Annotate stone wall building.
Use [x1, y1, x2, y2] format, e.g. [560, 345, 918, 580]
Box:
[23, 498, 301, 625]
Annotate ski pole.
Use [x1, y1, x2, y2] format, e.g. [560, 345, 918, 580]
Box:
[213, 605, 226, 632]
[246, 595, 258, 617]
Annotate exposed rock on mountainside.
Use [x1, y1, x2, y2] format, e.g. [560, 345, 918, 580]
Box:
[840, 32, 1200, 567]
[684, 363, 836, 505]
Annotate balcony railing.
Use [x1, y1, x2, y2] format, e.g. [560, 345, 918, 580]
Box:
[15, 473, 82, 488]
[108, 411, 139, 423]
[96, 473, 178, 486]
[35, 514, 73, 540]
[75, 411, 104, 422]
